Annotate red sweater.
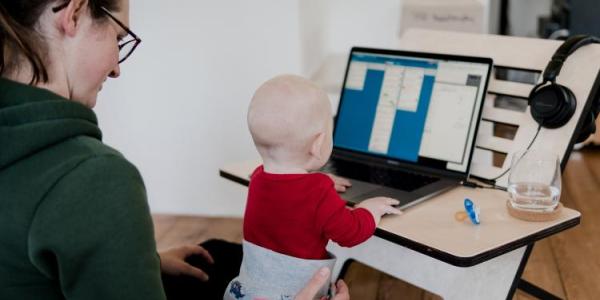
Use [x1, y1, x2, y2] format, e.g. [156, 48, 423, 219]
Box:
[243, 166, 376, 259]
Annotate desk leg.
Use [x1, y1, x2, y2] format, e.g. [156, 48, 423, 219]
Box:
[327, 236, 526, 300]
[507, 244, 563, 300]
[505, 243, 534, 299]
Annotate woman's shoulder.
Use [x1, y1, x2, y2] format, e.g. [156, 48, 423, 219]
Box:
[64, 135, 126, 159]
[32, 137, 149, 223]
[26, 135, 146, 208]
[58, 136, 144, 185]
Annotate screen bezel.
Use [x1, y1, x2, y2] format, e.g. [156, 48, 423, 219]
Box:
[332, 47, 493, 180]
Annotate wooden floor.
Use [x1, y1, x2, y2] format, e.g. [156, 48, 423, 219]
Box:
[153, 148, 600, 300]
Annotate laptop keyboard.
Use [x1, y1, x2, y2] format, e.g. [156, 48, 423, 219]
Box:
[323, 159, 440, 192]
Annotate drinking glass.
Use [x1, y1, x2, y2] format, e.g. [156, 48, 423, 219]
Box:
[507, 150, 561, 212]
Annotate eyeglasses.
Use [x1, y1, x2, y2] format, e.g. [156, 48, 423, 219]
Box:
[52, 2, 141, 64]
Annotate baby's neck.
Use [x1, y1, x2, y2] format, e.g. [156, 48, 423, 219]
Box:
[263, 161, 309, 174]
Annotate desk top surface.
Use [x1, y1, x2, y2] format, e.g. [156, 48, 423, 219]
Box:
[220, 160, 581, 267]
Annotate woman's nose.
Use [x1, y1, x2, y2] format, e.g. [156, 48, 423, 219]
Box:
[109, 64, 121, 78]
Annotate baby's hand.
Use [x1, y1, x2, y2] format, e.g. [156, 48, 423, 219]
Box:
[322, 173, 352, 192]
[356, 197, 403, 225]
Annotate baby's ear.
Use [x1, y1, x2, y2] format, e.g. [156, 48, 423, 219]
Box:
[309, 132, 326, 160]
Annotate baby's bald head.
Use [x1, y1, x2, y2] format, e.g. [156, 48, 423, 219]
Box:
[248, 74, 332, 165]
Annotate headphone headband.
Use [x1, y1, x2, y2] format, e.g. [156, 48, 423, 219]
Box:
[543, 35, 600, 82]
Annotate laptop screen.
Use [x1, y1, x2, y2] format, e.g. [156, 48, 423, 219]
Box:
[333, 48, 492, 176]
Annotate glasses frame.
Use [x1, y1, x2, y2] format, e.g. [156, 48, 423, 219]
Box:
[52, 1, 141, 64]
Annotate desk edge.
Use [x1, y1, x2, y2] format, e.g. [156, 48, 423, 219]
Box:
[374, 216, 580, 267]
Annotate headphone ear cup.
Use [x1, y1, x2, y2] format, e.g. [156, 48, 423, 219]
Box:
[548, 85, 576, 127]
[529, 84, 576, 128]
[529, 85, 550, 126]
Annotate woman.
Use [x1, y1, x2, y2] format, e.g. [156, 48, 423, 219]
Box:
[0, 0, 349, 299]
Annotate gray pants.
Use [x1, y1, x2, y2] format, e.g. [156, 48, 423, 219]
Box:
[224, 240, 336, 300]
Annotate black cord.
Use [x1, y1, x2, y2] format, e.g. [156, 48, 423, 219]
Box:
[479, 124, 543, 186]
[460, 180, 507, 191]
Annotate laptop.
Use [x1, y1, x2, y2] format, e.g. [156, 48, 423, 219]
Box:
[325, 47, 493, 209]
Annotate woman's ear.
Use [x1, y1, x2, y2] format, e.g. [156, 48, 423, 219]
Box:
[309, 132, 326, 161]
[55, 0, 88, 37]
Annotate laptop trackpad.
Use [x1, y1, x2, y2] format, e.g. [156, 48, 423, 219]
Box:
[338, 180, 381, 202]
[359, 187, 413, 202]
[339, 180, 415, 206]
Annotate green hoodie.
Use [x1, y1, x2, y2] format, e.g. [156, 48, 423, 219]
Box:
[0, 78, 166, 299]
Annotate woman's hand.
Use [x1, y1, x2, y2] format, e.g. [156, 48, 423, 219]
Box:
[329, 280, 350, 300]
[295, 267, 350, 300]
[323, 173, 352, 193]
[159, 245, 214, 281]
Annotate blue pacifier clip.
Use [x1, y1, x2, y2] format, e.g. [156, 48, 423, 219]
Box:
[464, 198, 480, 225]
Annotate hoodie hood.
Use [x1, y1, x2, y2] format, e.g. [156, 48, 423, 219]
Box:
[0, 78, 102, 169]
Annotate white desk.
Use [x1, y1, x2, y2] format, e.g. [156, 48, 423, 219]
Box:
[220, 160, 580, 300]
[218, 29, 600, 300]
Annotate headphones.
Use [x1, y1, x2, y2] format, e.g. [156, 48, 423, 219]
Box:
[529, 35, 600, 143]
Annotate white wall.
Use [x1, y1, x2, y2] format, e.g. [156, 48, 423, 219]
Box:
[94, 1, 498, 217]
[508, 0, 552, 37]
[95, 0, 302, 216]
[95, 0, 408, 217]
[299, 0, 403, 77]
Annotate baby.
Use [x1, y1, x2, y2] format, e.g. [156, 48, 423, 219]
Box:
[224, 75, 402, 300]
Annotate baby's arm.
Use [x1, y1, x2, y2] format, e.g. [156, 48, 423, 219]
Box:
[315, 188, 401, 247]
[356, 197, 403, 224]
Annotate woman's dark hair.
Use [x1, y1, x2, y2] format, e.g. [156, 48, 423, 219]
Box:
[0, 0, 119, 84]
